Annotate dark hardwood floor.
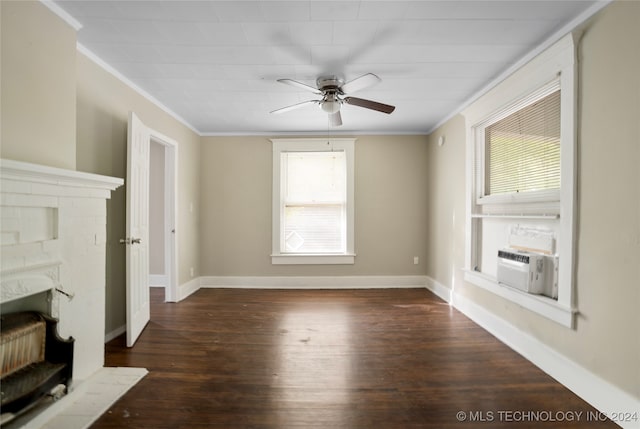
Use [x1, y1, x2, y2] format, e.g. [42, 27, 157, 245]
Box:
[92, 288, 615, 428]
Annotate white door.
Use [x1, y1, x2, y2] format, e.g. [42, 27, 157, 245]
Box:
[125, 111, 151, 347]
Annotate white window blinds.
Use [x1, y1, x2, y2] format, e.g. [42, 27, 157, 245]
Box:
[282, 151, 346, 253]
[485, 89, 561, 196]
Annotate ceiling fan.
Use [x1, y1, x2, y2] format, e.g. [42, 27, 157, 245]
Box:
[270, 73, 395, 126]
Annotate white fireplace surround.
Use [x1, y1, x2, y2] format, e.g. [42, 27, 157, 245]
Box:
[1, 159, 123, 381]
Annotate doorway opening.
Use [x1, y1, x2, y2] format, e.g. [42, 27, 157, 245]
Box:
[148, 136, 178, 303]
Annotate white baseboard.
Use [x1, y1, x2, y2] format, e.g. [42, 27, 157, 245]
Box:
[149, 274, 168, 287]
[425, 276, 640, 429]
[425, 276, 453, 303]
[104, 324, 125, 343]
[178, 277, 201, 301]
[199, 275, 428, 289]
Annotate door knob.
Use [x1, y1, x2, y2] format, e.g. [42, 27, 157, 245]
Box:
[120, 237, 142, 244]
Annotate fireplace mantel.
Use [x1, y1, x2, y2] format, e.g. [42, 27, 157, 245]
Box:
[1, 159, 122, 199]
[1, 158, 123, 381]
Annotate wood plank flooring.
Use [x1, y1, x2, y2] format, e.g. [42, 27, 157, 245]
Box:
[92, 288, 615, 428]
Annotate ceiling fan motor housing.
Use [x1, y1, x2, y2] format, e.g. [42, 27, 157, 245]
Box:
[316, 76, 344, 92]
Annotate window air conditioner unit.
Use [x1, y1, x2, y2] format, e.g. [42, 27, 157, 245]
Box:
[497, 249, 557, 298]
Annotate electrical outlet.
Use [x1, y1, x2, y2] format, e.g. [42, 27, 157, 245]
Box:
[190, 267, 194, 277]
[413, 256, 419, 265]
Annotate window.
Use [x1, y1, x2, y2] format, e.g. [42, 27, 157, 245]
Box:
[475, 81, 563, 212]
[485, 88, 561, 197]
[271, 138, 355, 265]
[463, 33, 577, 328]
[283, 151, 346, 253]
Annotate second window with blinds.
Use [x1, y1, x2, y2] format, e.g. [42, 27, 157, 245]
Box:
[475, 80, 562, 212]
[271, 138, 355, 265]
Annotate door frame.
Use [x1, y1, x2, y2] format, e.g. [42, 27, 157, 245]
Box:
[149, 129, 178, 303]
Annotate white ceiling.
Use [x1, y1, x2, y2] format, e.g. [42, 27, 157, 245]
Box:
[54, 0, 601, 135]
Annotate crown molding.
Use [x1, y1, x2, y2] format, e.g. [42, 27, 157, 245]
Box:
[39, 0, 82, 31]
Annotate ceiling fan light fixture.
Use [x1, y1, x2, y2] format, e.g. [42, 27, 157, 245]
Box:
[321, 99, 341, 114]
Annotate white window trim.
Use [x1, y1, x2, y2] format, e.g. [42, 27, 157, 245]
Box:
[271, 138, 356, 265]
[462, 33, 578, 328]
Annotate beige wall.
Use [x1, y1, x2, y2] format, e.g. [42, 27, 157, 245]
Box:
[426, 116, 466, 290]
[1, 1, 77, 170]
[199, 135, 429, 276]
[76, 52, 201, 334]
[1, 0, 202, 336]
[426, 1, 639, 399]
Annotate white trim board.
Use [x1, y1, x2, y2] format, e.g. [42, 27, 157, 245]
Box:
[200, 130, 427, 137]
[1, 159, 123, 193]
[39, 0, 83, 30]
[104, 325, 126, 344]
[199, 275, 428, 290]
[425, 276, 640, 429]
[149, 274, 168, 288]
[178, 277, 201, 302]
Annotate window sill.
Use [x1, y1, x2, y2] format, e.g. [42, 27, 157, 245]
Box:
[477, 189, 560, 206]
[463, 270, 575, 328]
[271, 253, 355, 265]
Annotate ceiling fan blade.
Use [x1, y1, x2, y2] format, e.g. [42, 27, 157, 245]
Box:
[340, 73, 381, 94]
[344, 97, 395, 114]
[277, 78, 322, 94]
[329, 111, 342, 127]
[270, 100, 319, 114]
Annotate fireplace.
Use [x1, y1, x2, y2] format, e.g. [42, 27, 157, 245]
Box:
[0, 159, 123, 426]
